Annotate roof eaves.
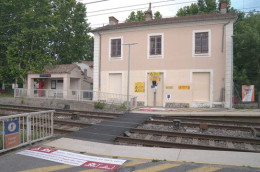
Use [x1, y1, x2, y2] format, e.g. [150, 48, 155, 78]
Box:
[91, 14, 237, 33]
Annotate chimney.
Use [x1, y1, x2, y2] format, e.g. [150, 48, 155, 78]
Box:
[109, 16, 118, 25]
[219, 2, 227, 14]
[145, 3, 153, 21]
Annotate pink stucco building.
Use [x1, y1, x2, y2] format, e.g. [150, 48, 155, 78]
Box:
[92, 4, 237, 108]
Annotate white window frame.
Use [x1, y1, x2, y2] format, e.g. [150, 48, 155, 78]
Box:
[192, 29, 211, 57]
[109, 37, 123, 60]
[147, 33, 164, 59]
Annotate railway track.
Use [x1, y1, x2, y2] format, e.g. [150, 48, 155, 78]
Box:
[151, 116, 260, 128]
[145, 120, 260, 133]
[116, 128, 260, 153]
[0, 104, 120, 134]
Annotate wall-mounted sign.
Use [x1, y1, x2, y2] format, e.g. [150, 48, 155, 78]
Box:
[178, 85, 190, 90]
[135, 82, 145, 92]
[166, 93, 171, 100]
[166, 86, 173, 89]
[149, 77, 160, 81]
[5, 120, 19, 149]
[242, 85, 255, 102]
[149, 72, 160, 76]
[40, 74, 51, 78]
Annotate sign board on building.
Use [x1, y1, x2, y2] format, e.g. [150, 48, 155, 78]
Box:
[242, 85, 255, 102]
[149, 77, 160, 81]
[4, 120, 19, 149]
[40, 74, 51, 78]
[178, 85, 190, 90]
[166, 86, 173, 89]
[135, 82, 145, 92]
[166, 93, 171, 100]
[149, 72, 160, 76]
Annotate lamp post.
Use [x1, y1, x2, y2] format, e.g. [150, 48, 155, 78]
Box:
[122, 42, 137, 110]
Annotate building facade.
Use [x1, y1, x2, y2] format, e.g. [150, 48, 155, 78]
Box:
[92, 7, 236, 108]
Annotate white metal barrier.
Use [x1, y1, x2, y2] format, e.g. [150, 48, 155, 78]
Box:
[14, 89, 137, 109]
[0, 110, 54, 153]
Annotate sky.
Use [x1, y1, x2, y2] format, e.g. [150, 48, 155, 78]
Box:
[77, 0, 260, 28]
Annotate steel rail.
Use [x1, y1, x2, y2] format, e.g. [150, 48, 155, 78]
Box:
[0, 104, 121, 117]
[130, 128, 260, 144]
[0, 106, 117, 119]
[115, 136, 258, 152]
[152, 116, 260, 127]
[145, 120, 258, 132]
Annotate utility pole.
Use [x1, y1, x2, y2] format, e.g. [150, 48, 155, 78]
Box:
[122, 42, 137, 110]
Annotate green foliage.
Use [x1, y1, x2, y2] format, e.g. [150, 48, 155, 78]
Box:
[0, 0, 93, 86]
[154, 11, 162, 20]
[94, 101, 106, 109]
[152, 159, 160, 162]
[117, 103, 127, 111]
[176, 0, 231, 16]
[233, 13, 260, 94]
[125, 11, 162, 22]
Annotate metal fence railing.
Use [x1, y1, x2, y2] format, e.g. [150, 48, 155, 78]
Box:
[0, 110, 54, 153]
[14, 89, 137, 110]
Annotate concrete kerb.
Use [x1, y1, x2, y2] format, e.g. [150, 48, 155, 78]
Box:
[45, 138, 260, 168]
[130, 111, 260, 117]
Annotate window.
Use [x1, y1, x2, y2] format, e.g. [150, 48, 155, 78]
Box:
[148, 33, 164, 59]
[51, 80, 56, 89]
[150, 36, 161, 55]
[193, 30, 211, 57]
[195, 32, 208, 54]
[111, 38, 121, 58]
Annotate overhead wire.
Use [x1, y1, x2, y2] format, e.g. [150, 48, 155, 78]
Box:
[87, 1, 197, 17]
[87, 0, 178, 13]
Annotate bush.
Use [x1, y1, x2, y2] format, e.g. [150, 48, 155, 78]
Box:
[94, 101, 106, 109]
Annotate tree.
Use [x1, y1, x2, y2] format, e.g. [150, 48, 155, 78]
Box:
[233, 13, 260, 94]
[154, 11, 162, 19]
[51, 0, 92, 64]
[0, 0, 93, 87]
[177, 0, 217, 16]
[125, 10, 162, 22]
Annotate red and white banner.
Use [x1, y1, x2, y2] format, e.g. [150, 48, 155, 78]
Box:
[242, 85, 255, 102]
[17, 146, 126, 171]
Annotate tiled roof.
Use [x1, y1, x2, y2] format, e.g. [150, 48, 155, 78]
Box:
[28, 64, 80, 74]
[91, 13, 237, 32]
[81, 61, 93, 67]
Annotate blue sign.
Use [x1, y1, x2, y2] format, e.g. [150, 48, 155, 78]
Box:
[5, 120, 19, 135]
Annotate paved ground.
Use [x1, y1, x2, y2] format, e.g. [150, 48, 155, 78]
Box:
[66, 113, 153, 143]
[0, 143, 259, 172]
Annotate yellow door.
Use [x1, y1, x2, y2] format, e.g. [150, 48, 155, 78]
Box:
[109, 73, 122, 94]
[192, 72, 210, 102]
[147, 72, 163, 107]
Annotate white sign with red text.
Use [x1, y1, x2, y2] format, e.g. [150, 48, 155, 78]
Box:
[17, 146, 126, 171]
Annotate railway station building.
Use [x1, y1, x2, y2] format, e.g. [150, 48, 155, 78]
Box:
[91, 2, 236, 108]
[26, 62, 93, 99]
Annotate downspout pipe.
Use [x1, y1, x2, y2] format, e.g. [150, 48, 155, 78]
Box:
[97, 31, 101, 91]
[222, 20, 231, 52]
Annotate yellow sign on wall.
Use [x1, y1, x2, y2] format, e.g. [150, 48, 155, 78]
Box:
[149, 72, 160, 76]
[166, 86, 173, 89]
[178, 85, 190, 90]
[149, 77, 160, 81]
[135, 82, 145, 92]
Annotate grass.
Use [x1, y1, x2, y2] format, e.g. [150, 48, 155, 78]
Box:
[0, 93, 13, 98]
